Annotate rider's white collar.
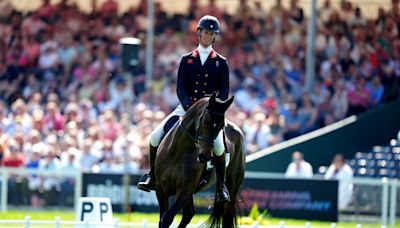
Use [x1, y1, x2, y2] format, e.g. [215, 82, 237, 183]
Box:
[197, 44, 212, 65]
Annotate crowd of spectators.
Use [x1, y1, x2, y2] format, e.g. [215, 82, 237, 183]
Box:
[0, 0, 399, 205]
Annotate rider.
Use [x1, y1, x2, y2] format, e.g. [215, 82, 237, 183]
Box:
[137, 15, 231, 203]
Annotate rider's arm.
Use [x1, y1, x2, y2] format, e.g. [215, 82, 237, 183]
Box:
[177, 56, 192, 111]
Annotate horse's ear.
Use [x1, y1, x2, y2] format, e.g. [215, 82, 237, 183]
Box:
[222, 96, 234, 111]
[209, 91, 218, 102]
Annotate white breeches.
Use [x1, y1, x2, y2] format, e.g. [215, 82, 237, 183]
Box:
[149, 105, 225, 156]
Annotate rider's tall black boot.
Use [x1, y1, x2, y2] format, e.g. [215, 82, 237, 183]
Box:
[213, 154, 231, 203]
[137, 145, 158, 192]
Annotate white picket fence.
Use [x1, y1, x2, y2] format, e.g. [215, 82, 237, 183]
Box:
[0, 216, 384, 228]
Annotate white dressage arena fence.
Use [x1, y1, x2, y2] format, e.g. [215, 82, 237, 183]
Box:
[0, 216, 385, 228]
[0, 168, 398, 227]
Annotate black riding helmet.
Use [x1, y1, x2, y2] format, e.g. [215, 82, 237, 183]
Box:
[197, 15, 220, 33]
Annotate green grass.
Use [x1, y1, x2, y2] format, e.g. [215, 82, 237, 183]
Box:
[0, 211, 397, 227]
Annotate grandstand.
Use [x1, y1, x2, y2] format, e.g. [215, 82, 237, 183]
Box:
[0, 0, 400, 227]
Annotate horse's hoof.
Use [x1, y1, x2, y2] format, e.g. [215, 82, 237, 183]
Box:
[198, 179, 208, 188]
[216, 189, 231, 203]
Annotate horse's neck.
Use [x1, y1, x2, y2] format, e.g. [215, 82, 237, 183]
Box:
[172, 106, 203, 149]
[180, 102, 205, 128]
[179, 114, 197, 140]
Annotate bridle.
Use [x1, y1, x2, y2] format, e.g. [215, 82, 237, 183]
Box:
[179, 108, 224, 149]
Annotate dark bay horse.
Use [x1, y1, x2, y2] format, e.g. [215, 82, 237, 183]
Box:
[154, 93, 245, 228]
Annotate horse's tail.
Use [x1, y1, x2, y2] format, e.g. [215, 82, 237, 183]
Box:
[206, 196, 240, 228]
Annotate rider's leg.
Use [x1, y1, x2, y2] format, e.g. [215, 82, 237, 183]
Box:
[137, 105, 185, 192]
[137, 132, 162, 192]
[213, 130, 230, 203]
[137, 113, 169, 192]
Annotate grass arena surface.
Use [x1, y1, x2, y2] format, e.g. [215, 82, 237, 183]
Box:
[0, 211, 397, 227]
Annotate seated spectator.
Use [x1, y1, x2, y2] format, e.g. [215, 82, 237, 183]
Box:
[285, 151, 313, 178]
[8, 99, 32, 135]
[38, 41, 59, 77]
[265, 109, 284, 146]
[100, 0, 118, 18]
[325, 154, 353, 210]
[59, 148, 79, 206]
[298, 93, 318, 134]
[283, 103, 302, 140]
[0, 103, 11, 135]
[349, 7, 367, 28]
[347, 77, 370, 116]
[331, 80, 348, 120]
[235, 81, 262, 113]
[79, 138, 98, 172]
[288, 0, 304, 26]
[0, 0, 13, 22]
[26, 148, 42, 207]
[37, 0, 56, 20]
[245, 112, 270, 154]
[367, 76, 384, 107]
[39, 147, 61, 205]
[43, 102, 64, 132]
[269, 0, 286, 29]
[318, 0, 334, 26]
[96, 153, 117, 173]
[2, 140, 28, 205]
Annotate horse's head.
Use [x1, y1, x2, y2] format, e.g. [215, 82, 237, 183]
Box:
[196, 92, 234, 163]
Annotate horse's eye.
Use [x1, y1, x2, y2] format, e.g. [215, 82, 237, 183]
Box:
[213, 123, 217, 128]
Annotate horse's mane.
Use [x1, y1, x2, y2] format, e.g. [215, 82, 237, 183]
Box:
[181, 98, 209, 122]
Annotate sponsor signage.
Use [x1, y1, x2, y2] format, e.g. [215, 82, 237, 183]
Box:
[82, 173, 338, 221]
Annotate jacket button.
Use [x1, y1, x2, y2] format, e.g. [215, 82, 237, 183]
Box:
[203, 91, 206, 94]
[194, 98, 197, 101]
[196, 82, 199, 85]
[204, 83, 207, 85]
[205, 74, 208, 77]
[195, 90, 198, 93]
[197, 74, 200, 77]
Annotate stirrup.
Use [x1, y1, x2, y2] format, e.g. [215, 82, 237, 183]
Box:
[137, 174, 154, 192]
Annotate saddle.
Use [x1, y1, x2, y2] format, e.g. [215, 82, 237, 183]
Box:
[161, 115, 180, 140]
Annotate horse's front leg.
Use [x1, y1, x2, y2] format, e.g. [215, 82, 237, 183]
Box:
[160, 191, 192, 228]
[178, 195, 195, 228]
[156, 191, 169, 228]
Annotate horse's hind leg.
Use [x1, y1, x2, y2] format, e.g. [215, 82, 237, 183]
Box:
[160, 191, 191, 228]
[223, 162, 244, 228]
[178, 195, 195, 228]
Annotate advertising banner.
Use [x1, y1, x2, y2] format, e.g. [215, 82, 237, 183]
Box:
[82, 173, 338, 221]
[240, 178, 338, 222]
